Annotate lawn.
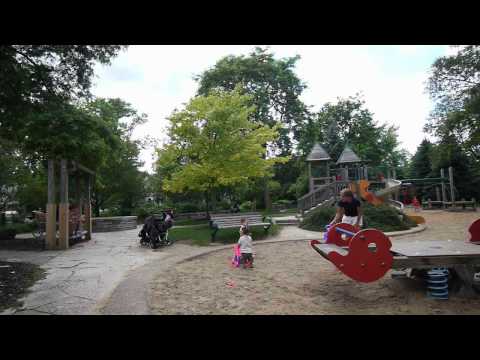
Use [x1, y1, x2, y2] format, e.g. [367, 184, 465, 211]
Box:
[172, 218, 209, 226]
[169, 224, 280, 246]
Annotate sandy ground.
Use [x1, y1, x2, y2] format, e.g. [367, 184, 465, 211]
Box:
[150, 210, 480, 314]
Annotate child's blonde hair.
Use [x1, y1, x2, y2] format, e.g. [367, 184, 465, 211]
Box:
[241, 226, 250, 236]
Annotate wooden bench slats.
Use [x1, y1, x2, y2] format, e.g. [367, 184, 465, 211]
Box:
[209, 212, 273, 241]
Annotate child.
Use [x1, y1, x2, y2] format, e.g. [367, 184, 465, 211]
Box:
[238, 227, 254, 269]
[239, 218, 249, 236]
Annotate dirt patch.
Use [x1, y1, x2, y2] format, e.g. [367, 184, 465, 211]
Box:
[0, 261, 46, 312]
[150, 241, 480, 314]
[151, 208, 480, 315]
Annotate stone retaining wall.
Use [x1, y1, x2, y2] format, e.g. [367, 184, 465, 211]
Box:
[92, 216, 138, 233]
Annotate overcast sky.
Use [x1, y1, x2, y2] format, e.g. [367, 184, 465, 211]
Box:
[92, 45, 452, 173]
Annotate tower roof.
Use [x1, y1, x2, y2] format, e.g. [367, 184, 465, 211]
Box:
[336, 146, 362, 164]
[306, 143, 331, 161]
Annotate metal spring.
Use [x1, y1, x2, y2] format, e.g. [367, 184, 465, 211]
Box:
[427, 268, 449, 300]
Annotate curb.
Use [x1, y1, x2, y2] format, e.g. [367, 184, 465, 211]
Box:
[175, 224, 428, 263]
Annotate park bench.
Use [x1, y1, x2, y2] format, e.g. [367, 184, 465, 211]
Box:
[445, 198, 477, 211]
[209, 212, 273, 242]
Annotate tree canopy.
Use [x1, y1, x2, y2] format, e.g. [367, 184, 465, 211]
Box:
[155, 88, 288, 212]
[195, 47, 309, 155]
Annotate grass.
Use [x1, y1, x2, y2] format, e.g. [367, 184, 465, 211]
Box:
[169, 224, 280, 246]
[172, 218, 209, 226]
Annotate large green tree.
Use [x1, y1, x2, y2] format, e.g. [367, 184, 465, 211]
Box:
[298, 95, 406, 167]
[195, 47, 309, 208]
[0, 45, 126, 147]
[196, 47, 309, 154]
[408, 139, 434, 179]
[86, 98, 148, 216]
[155, 88, 288, 214]
[427, 45, 480, 161]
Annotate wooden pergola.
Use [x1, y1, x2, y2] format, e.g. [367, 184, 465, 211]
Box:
[45, 159, 95, 250]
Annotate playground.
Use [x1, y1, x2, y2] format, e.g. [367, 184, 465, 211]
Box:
[2, 45, 480, 315]
[150, 210, 480, 315]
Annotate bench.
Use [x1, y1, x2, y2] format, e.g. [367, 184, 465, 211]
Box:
[209, 212, 273, 242]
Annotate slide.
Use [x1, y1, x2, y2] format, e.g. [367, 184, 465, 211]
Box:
[358, 179, 402, 206]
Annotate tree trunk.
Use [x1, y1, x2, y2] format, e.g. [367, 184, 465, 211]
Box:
[205, 191, 210, 218]
[264, 177, 272, 211]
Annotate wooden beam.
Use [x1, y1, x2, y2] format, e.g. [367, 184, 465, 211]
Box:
[449, 166, 455, 207]
[72, 161, 96, 176]
[46, 159, 57, 250]
[85, 175, 92, 240]
[58, 159, 69, 249]
[440, 168, 447, 206]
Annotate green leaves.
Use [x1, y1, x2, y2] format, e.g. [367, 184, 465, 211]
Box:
[156, 89, 287, 195]
[195, 47, 309, 154]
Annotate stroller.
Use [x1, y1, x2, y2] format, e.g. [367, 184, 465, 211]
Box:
[139, 211, 174, 249]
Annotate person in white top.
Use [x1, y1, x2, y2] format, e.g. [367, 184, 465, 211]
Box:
[237, 226, 254, 269]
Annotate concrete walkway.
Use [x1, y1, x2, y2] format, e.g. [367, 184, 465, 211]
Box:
[0, 226, 169, 315]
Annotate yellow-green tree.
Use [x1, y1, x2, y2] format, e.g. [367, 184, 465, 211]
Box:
[156, 88, 288, 214]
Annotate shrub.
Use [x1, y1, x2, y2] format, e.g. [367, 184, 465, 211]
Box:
[300, 202, 416, 232]
[217, 199, 231, 211]
[239, 201, 253, 212]
[0, 222, 36, 240]
[299, 206, 335, 231]
[176, 202, 203, 213]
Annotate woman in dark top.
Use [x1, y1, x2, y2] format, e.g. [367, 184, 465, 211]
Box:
[329, 188, 363, 229]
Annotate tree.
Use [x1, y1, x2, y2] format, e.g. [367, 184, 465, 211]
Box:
[297, 95, 406, 168]
[86, 98, 149, 216]
[408, 139, 434, 179]
[156, 88, 288, 215]
[430, 136, 480, 201]
[0, 45, 126, 146]
[195, 47, 310, 155]
[427, 45, 480, 161]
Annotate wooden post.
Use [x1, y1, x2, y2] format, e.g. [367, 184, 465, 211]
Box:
[449, 166, 455, 208]
[85, 175, 92, 240]
[58, 159, 69, 249]
[436, 186, 441, 202]
[46, 159, 57, 250]
[76, 174, 83, 232]
[308, 162, 313, 193]
[440, 168, 447, 207]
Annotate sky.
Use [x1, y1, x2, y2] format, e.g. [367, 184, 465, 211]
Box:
[92, 45, 453, 173]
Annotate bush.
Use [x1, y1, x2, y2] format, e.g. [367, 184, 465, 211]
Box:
[299, 206, 335, 231]
[176, 202, 203, 213]
[362, 203, 416, 232]
[217, 199, 231, 211]
[133, 203, 164, 221]
[239, 201, 253, 212]
[0, 223, 36, 240]
[300, 202, 417, 232]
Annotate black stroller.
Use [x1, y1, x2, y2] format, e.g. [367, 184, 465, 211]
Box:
[139, 211, 174, 249]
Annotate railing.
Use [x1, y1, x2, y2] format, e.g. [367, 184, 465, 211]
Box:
[297, 181, 350, 214]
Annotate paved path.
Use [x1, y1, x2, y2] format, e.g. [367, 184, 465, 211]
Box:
[0, 226, 169, 315]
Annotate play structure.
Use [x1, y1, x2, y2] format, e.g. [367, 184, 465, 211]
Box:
[42, 159, 95, 250]
[297, 143, 477, 216]
[310, 219, 480, 294]
[298, 144, 405, 214]
[401, 167, 476, 210]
